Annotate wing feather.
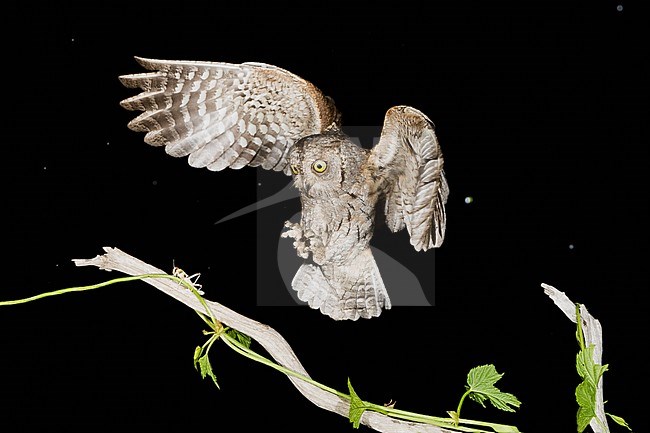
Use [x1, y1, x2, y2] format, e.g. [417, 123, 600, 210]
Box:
[119, 57, 340, 173]
[369, 106, 449, 251]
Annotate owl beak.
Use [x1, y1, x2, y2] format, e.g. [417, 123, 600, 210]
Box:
[292, 176, 311, 197]
[304, 183, 313, 197]
[303, 179, 318, 198]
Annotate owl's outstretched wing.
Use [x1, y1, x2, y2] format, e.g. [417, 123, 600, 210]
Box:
[119, 57, 340, 173]
[368, 106, 449, 251]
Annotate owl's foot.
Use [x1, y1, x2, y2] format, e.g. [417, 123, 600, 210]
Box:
[281, 221, 303, 240]
[296, 243, 311, 259]
[281, 221, 310, 259]
[301, 228, 328, 264]
[309, 240, 326, 265]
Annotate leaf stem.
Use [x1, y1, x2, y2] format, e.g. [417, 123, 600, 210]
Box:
[456, 389, 472, 424]
[575, 303, 585, 351]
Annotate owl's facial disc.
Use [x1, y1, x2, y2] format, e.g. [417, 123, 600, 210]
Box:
[288, 134, 345, 196]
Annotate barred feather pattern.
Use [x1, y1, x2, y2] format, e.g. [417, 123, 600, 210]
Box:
[292, 249, 390, 321]
[119, 57, 339, 173]
[370, 106, 449, 251]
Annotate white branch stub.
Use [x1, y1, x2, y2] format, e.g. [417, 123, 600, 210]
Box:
[542, 283, 609, 433]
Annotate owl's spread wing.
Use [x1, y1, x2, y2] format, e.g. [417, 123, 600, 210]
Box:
[119, 57, 340, 173]
[368, 106, 449, 251]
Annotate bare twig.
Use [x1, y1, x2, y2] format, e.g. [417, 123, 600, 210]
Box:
[74, 247, 456, 433]
[542, 283, 609, 433]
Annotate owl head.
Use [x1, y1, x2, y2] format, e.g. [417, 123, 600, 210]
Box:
[288, 132, 366, 198]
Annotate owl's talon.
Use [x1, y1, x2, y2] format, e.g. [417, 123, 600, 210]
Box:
[281, 229, 300, 240]
[291, 236, 310, 258]
[282, 221, 304, 241]
[311, 248, 326, 265]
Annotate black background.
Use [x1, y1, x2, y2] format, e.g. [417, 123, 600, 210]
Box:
[2, 2, 646, 432]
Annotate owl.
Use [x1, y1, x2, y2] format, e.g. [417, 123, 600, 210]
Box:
[119, 57, 448, 320]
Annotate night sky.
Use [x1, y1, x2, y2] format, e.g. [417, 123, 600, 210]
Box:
[2, 2, 646, 432]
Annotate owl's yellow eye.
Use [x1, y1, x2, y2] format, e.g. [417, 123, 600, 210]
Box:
[290, 164, 301, 175]
[312, 160, 328, 173]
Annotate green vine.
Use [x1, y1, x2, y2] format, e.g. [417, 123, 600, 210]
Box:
[1, 273, 521, 433]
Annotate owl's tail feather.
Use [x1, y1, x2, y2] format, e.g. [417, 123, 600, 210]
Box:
[292, 248, 391, 320]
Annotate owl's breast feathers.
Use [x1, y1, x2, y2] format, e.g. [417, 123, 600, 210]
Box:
[292, 190, 389, 321]
[300, 190, 375, 266]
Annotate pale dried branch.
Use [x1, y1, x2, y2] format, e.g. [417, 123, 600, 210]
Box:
[74, 247, 455, 433]
[542, 283, 609, 433]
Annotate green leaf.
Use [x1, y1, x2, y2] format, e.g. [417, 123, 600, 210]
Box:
[576, 385, 596, 432]
[347, 378, 368, 429]
[198, 353, 220, 389]
[468, 389, 488, 408]
[466, 365, 521, 412]
[193, 346, 202, 370]
[576, 345, 608, 383]
[575, 381, 596, 410]
[606, 413, 632, 431]
[575, 345, 608, 431]
[226, 328, 252, 349]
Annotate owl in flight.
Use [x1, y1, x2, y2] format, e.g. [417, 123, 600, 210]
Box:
[119, 57, 448, 321]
